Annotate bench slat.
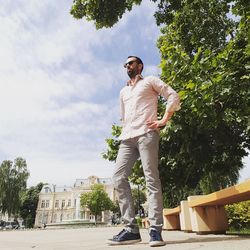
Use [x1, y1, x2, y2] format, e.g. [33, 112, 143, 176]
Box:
[189, 180, 250, 207]
[163, 206, 181, 216]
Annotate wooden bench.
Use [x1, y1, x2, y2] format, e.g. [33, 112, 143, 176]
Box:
[163, 206, 181, 230]
[143, 206, 181, 230]
[187, 179, 250, 234]
[163, 179, 250, 234]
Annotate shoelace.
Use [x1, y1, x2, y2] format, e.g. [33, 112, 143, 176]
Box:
[113, 229, 127, 240]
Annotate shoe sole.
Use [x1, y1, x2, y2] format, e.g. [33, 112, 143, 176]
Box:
[107, 239, 142, 245]
[149, 240, 166, 247]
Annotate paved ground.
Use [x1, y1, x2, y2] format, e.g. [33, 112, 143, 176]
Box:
[0, 226, 250, 250]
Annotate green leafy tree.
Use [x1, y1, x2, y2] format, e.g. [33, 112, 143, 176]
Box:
[156, 0, 249, 206]
[76, 1, 250, 206]
[80, 184, 113, 223]
[0, 158, 29, 217]
[70, 0, 142, 29]
[19, 183, 44, 228]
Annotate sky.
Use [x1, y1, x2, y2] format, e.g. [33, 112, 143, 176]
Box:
[0, 0, 249, 187]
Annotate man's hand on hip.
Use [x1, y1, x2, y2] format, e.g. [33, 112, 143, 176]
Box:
[146, 120, 165, 129]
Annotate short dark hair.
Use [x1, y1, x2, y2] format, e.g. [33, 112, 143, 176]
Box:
[127, 56, 144, 72]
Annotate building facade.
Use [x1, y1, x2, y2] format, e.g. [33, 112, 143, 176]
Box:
[34, 176, 115, 227]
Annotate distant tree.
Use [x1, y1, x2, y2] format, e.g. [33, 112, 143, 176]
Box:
[0, 158, 29, 217]
[80, 184, 113, 224]
[19, 183, 44, 228]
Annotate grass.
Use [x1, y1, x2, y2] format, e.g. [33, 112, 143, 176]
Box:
[227, 228, 250, 235]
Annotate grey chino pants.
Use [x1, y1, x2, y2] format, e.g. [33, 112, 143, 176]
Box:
[112, 131, 163, 232]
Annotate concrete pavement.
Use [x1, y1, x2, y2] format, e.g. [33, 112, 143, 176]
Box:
[0, 226, 249, 250]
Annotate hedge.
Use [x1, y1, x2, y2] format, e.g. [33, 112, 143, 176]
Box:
[225, 201, 250, 230]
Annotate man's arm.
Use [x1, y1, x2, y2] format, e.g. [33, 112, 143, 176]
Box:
[147, 76, 180, 129]
[119, 91, 125, 123]
[146, 110, 174, 129]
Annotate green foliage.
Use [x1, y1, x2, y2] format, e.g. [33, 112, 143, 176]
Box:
[0, 158, 29, 216]
[135, 216, 142, 227]
[154, 0, 235, 52]
[70, 0, 142, 29]
[225, 201, 250, 230]
[102, 124, 121, 161]
[19, 183, 44, 228]
[80, 184, 113, 222]
[156, 0, 249, 206]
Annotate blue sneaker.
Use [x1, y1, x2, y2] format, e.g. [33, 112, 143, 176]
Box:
[107, 228, 141, 245]
[149, 228, 166, 247]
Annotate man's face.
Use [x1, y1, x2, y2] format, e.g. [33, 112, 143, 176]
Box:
[124, 57, 141, 78]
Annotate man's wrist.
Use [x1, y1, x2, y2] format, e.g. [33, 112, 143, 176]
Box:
[158, 120, 166, 128]
[160, 111, 174, 126]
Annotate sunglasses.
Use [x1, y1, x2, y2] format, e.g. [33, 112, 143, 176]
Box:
[123, 60, 137, 68]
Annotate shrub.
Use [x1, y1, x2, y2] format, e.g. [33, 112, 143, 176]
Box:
[225, 201, 250, 230]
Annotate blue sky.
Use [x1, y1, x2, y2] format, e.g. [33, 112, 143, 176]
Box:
[0, 0, 249, 187]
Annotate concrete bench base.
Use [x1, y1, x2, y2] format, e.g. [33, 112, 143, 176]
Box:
[163, 206, 181, 230]
[188, 196, 228, 234]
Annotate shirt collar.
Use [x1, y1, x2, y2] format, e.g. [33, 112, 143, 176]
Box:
[127, 74, 143, 86]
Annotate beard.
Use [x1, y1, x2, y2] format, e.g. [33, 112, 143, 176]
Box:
[127, 68, 139, 78]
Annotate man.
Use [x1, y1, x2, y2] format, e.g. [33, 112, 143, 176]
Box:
[107, 56, 180, 247]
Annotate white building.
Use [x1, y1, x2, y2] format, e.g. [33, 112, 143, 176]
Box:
[34, 176, 115, 227]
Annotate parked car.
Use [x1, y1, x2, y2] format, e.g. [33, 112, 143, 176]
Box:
[4, 221, 19, 230]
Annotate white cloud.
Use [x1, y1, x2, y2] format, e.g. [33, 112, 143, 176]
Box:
[240, 153, 250, 182]
[0, 0, 163, 186]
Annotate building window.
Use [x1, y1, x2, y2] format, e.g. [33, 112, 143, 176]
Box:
[45, 200, 50, 208]
[74, 199, 77, 207]
[62, 200, 65, 208]
[67, 199, 71, 207]
[55, 200, 59, 208]
[41, 200, 45, 208]
[44, 187, 50, 193]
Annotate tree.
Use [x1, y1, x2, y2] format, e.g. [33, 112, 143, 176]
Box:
[80, 184, 113, 223]
[76, 1, 250, 206]
[0, 158, 30, 217]
[156, 0, 249, 205]
[19, 183, 44, 228]
[70, 0, 142, 29]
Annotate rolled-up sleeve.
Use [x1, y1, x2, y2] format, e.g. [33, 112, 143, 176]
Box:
[119, 91, 125, 122]
[150, 76, 181, 112]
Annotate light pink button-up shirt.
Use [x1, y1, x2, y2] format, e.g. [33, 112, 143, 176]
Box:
[119, 75, 180, 140]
